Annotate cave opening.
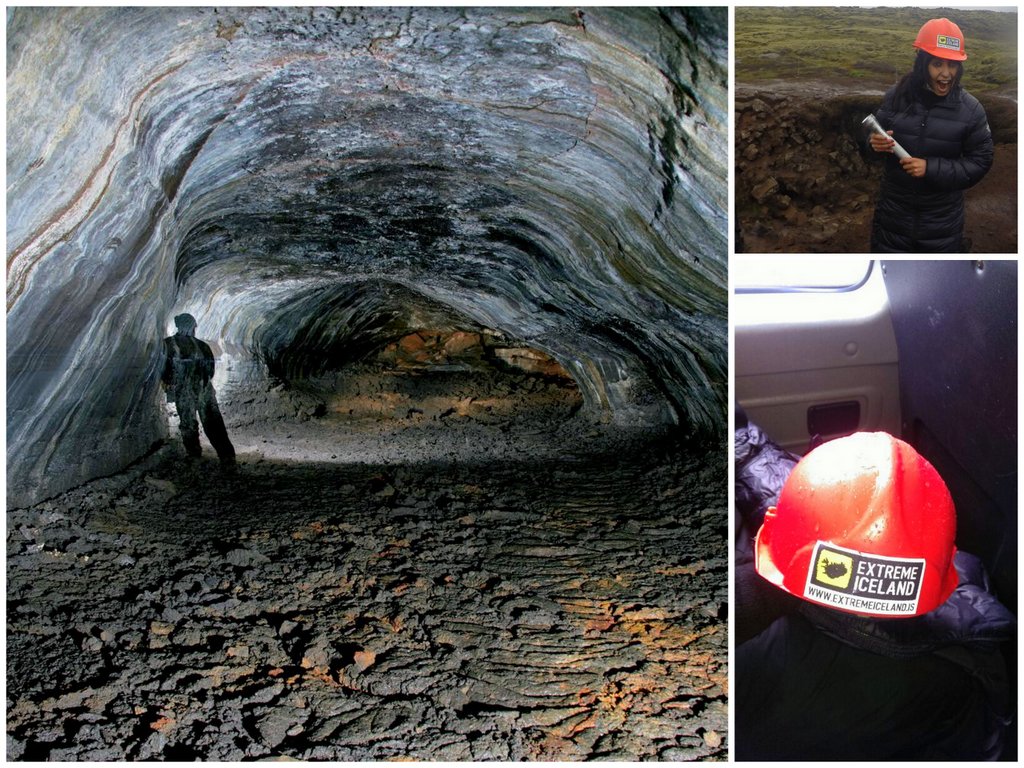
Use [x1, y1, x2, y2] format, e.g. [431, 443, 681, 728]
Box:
[273, 327, 584, 429]
[170, 276, 590, 467]
[7, 7, 728, 762]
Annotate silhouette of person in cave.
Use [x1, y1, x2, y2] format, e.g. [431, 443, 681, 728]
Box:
[161, 313, 236, 470]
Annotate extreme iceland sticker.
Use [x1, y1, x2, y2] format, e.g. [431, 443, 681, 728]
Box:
[936, 34, 962, 52]
[803, 541, 926, 616]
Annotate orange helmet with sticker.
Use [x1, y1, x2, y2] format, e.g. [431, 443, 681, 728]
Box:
[754, 432, 960, 618]
[913, 18, 968, 61]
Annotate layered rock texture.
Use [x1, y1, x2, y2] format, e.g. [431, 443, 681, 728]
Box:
[7, 441, 727, 761]
[7, 6, 728, 761]
[7, 6, 727, 506]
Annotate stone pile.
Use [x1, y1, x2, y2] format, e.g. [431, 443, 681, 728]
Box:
[734, 85, 882, 252]
[221, 357, 583, 440]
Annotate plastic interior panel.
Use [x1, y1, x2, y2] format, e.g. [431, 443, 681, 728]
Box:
[735, 366, 900, 456]
[734, 260, 902, 456]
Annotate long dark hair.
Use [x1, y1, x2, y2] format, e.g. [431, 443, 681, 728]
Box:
[892, 50, 963, 110]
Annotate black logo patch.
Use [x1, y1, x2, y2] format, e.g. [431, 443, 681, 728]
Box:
[804, 541, 926, 616]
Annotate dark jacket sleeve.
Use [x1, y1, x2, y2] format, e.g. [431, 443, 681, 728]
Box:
[161, 338, 174, 386]
[198, 339, 216, 382]
[926, 96, 994, 191]
[734, 418, 804, 643]
[735, 420, 799, 533]
[872, 87, 902, 149]
[875, 88, 895, 130]
[866, 88, 921, 167]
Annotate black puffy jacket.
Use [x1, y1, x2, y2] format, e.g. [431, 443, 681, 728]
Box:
[734, 412, 802, 643]
[736, 553, 1016, 761]
[871, 84, 993, 253]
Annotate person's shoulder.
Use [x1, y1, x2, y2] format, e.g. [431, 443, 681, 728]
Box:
[956, 87, 986, 113]
[879, 83, 899, 107]
[195, 338, 216, 357]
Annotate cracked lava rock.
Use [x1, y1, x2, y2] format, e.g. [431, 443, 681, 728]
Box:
[7, 423, 728, 761]
[6, 7, 729, 761]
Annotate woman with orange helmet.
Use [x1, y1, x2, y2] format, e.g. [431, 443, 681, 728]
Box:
[868, 18, 993, 252]
[734, 430, 1015, 760]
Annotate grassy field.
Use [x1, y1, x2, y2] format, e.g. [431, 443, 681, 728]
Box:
[735, 6, 1017, 94]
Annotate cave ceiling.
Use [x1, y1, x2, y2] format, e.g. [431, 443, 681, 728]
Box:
[6, 7, 728, 505]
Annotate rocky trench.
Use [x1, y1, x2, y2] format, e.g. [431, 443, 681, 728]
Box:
[735, 81, 1018, 253]
[6, 413, 727, 761]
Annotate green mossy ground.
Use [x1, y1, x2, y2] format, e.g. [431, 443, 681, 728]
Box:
[736, 7, 1016, 94]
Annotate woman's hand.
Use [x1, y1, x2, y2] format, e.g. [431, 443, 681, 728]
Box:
[870, 130, 896, 153]
[900, 157, 928, 178]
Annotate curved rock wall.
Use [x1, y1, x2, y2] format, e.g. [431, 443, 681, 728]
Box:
[7, 7, 728, 507]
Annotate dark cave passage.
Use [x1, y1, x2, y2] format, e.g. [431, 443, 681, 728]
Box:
[7, 6, 729, 762]
[7, 7, 728, 507]
[221, 317, 587, 467]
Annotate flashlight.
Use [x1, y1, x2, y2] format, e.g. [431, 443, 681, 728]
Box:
[862, 114, 910, 159]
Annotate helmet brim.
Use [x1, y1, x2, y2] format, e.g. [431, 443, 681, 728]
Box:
[914, 43, 967, 62]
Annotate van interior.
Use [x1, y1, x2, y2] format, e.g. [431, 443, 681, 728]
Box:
[733, 257, 1017, 760]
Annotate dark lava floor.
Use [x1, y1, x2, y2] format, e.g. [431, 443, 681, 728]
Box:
[6, 420, 728, 761]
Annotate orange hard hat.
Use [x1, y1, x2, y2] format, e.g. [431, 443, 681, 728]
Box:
[913, 18, 967, 61]
[754, 432, 960, 618]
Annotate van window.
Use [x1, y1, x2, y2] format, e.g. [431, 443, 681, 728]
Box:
[734, 256, 873, 292]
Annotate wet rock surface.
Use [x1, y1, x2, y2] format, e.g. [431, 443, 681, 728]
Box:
[7, 9, 728, 755]
[7, 421, 728, 761]
[7, 7, 728, 507]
